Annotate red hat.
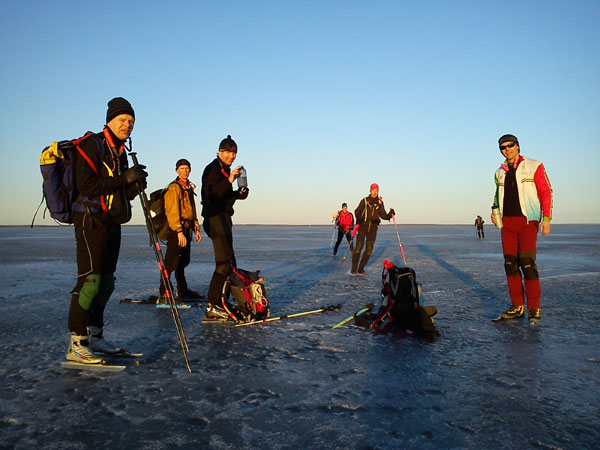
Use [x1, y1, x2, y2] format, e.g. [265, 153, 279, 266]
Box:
[370, 183, 379, 191]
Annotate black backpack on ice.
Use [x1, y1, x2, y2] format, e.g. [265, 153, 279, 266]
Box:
[147, 182, 185, 241]
[221, 268, 270, 322]
[355, 260, 440, 340]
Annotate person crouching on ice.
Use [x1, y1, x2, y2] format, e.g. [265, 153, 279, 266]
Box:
[492, 134, 553, 324]
[201, 135, 249, 320]
[351, 183, 394, 276]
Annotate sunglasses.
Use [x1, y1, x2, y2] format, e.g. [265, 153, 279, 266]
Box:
[499, 142, 517, 150]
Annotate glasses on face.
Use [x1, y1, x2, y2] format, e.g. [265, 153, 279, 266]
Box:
[499, 142, 516, 151]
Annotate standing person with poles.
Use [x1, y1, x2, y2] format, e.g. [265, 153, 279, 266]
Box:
[201, 135, 249, 320]
[491, 134, 553, 324]
[333, 202, 354, 256]
[66, 97, 148, 364]
[351, 183, 394, 276]
[475, 215, 485, 239]
[157, 158, 203, 305]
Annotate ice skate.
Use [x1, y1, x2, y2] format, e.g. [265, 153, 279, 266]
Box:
[528, 308, 541, 325]
[66, 333, 103, 364]
[87, 326, 120, 354]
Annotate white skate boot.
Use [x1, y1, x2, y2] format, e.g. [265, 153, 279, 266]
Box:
[66, 334, 103, 364]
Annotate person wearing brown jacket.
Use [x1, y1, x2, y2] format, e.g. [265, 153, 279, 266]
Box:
[158, 158, 203, 304]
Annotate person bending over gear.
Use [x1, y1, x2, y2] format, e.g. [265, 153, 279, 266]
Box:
[158, 158, 203, 305]
[67, 97, 148, 363]
[351, 183, 394, 276]
[201, 135, 249, 320]
[491, 134, 553, 324]
[333, 202, 354, 255]
[475, 215, 485, 239]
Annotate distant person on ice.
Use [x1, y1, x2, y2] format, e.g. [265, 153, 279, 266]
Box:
[66, 97, 148, 363]
[351, 183, 394, 276]
[333, 203, 354, 256]
[491, 134, 553, 324]
[475, 215, 485, 239]
[157, 158, 203, 305]
[201, 135, 249, 320]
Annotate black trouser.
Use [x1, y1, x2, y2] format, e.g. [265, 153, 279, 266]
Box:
[334, 228, 353, 254]
[160, 226, 192, 295]
[203, 213, 236, 306]
[351, 222, 378, 273]
[69, 212, 121, 335]
[477, 227, 485, 239]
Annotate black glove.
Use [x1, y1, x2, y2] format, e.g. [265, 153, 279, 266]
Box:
[389, 208, 395, 217]
[120, 165, 147, 186]
[238, 187, 249, 200]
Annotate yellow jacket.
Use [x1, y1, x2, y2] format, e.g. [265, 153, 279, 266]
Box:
[164, 180, 200, 233]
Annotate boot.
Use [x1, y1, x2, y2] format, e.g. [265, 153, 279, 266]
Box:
[66, 333, 103, 364]
[87, 326, 120, 354]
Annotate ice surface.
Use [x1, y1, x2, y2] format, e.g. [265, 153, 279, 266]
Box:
[1, 224, 599, 449]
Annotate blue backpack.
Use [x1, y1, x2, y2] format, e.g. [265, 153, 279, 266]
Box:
[33, 132, 101, 225]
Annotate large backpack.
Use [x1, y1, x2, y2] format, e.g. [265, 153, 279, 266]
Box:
[355, 260, 440, 340]
[35, 132, 100, 225]
[147, 182, 185, 241]
[221, 268, 270, 322]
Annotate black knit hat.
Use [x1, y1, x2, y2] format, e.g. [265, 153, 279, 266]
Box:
[219, 135, 237, 152]
[342, 203, 347, 207]
[106, 97, 135, 123]
[498, 134, 519, 147]
[176, 159, 191, 169]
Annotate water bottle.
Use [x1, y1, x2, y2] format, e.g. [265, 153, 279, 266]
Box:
[491, 205, 503, 229]
[237, 167, 248, 189]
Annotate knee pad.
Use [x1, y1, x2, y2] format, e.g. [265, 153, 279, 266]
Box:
[504, 254, 519, 277]
[78, 274, 101, 310]
[519, 256, 539, 280]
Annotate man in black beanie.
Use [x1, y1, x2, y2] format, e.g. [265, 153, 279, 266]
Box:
[157, 158, 203, 306]
[201, 135, 249, 320]
[65, 97, 148, 364]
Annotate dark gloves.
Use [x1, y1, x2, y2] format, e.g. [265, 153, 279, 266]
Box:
[125, 178, 147, 199]
[119, 165, 147, 186]
[238, 187, 249, 200]
[389, 208, 395, 217]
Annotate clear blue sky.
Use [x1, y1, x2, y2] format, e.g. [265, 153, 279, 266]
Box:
[1, 1, 598, 225]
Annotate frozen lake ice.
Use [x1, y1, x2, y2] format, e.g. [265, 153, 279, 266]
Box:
[0, 224, 599, 449]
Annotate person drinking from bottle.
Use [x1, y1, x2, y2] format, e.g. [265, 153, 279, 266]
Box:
[351, 183, 394, 276]
[491, 134, 553, 324]
[66, 97, 148, 363]
[201, 135, 249, 320]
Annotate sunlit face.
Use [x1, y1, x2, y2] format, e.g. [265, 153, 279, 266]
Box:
[500, 141, 519, 164]
[218, 149, 237, 166]
[176, 165, 190, 182]
[370, 188, 378, 198]
[107, 114, 135, 140]
[342, 206, 348, 212]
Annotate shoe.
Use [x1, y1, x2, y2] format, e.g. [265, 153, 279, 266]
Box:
[66, 333, 103, 364]
[357, 271, 365, 277]
[528, 308, 541, 324]
[87, 326, 120, 354]
[205, 304, 231, 320]
[351, 272, 357, 277]
[177, 289, 205, 300]
[500, 304, 525, 319]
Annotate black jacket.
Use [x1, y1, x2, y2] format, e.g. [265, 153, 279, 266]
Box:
[354, 196, 392, 225]
[201, 158, 247, 218]
[75, 128, 132, 224]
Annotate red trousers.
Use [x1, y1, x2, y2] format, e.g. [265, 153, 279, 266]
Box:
[501, 216, 541, 309]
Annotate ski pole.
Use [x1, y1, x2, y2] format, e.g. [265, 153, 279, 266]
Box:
[234, 304, 342, 327]
[392, 214, 407, 266]
[341, 224, 360, 263]
[127, 143, 191, 373]
[331, 303, 374, 329]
